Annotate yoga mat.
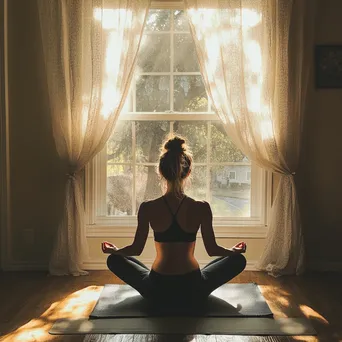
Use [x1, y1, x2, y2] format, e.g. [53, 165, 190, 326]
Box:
[90, 283, 273, 318]
[50, 317, 316, 335]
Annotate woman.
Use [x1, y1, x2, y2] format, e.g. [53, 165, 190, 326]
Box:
[102, 136, 247, 309]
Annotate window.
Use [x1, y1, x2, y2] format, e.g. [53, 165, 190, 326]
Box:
[246, 171, 251, 182]
[87, 7, 269, 228]
[228, 171, 236, 180]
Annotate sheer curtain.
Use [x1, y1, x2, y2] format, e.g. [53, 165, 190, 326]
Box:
[184, 0, 315, 276]
[38, 0, 150, 275]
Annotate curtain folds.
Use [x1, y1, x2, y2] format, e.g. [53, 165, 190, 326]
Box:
[38, 0, 150, 275]
[184, 0, 315, 276]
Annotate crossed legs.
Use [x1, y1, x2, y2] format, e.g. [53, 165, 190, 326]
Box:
[106, 254, 152, 299]
[200, 254, 247, 296]
[106, 253, 247, 300]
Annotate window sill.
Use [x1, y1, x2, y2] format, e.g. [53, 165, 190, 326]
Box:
[86, 225, 268, 238]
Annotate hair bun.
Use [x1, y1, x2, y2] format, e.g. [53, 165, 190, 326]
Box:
[164, 136, 186, 154]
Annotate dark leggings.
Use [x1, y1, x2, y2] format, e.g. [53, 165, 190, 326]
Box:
[107, 254, 246, 304]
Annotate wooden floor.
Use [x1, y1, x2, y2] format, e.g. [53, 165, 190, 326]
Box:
[0, 270, 342, 342]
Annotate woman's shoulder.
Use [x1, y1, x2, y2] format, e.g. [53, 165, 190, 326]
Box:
[186, 196, 208, 206]
[182, 196, 212, 214]
[137, 198, 160, 211]
[140, 195, 210, 208]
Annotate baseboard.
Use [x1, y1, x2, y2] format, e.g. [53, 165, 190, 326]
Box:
[307, 261, 342, 272]
[2, 261, 48, 271]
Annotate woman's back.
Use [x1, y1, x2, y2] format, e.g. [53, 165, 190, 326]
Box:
[147, 194, 203, 274]
[104, 135, 247, 306]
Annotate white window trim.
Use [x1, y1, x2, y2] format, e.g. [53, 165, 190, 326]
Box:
[85, 153, 271, 238]
[85, 3, 272, 239]
[91, 117, 266, 220]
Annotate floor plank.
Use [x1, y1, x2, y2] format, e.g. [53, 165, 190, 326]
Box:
[0, 270, 341, 342]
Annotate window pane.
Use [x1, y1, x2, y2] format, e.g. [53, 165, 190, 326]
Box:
[107, 121, 132, 163]
[145, 10, 171, 31]
[107, 165, 132, 216]
[211, 122, 246, 162]
[229, 171, 236, 180]
[136, 121, 170, 163]
[136, 166, 163, 213]
[174, 34, 199, 72]
[173, 121, 207, 163]
[138, 34, 170, 72]
[136, 76, 170, 112]
[186, 166, 206, 200]
[174, 76, 207, 112]
[174, 10, 190, 31]
[210, 166, 251, 217]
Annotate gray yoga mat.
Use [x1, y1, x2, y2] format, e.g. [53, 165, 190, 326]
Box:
[90, 283, 273, 318]
[50, 317, 316, 335]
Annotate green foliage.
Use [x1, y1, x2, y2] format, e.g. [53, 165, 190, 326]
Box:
[107, 121, 132, 163]
[211, 123, 245, 162]
[107, 121, 245, 165]
[145, 10, 171, 31]
[174, 121, 207, 162]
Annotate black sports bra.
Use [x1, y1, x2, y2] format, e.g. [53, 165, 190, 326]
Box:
[153, 195, 197, 243]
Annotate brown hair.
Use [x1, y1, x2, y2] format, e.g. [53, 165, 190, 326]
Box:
[159, 135, 192, 196]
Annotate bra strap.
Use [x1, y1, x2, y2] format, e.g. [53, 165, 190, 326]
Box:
[162, 196, 174, 216]
[174, 195, 186, 217]
[162, 195, 186, 218]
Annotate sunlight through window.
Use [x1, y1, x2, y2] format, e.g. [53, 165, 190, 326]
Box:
[94, 8, 133, 30]
[187, 7, 266, 131]
[92, 9, 132, 119]
[3, 286, 101, 342]
[299, 304, 329, 324]
[89, 8, 268, 224]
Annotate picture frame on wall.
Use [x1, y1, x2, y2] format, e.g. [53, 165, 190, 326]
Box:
[315, 45, 342, 88]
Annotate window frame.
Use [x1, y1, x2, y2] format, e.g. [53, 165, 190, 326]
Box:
[125, 8, 210, 115]
[86, 161, 271, 239]
[85, 116, 271, 239]
[85, 2, 271, 239]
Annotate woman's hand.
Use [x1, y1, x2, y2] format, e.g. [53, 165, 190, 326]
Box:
[232, 241, 247, 254]
[101, 241, 119, 254]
